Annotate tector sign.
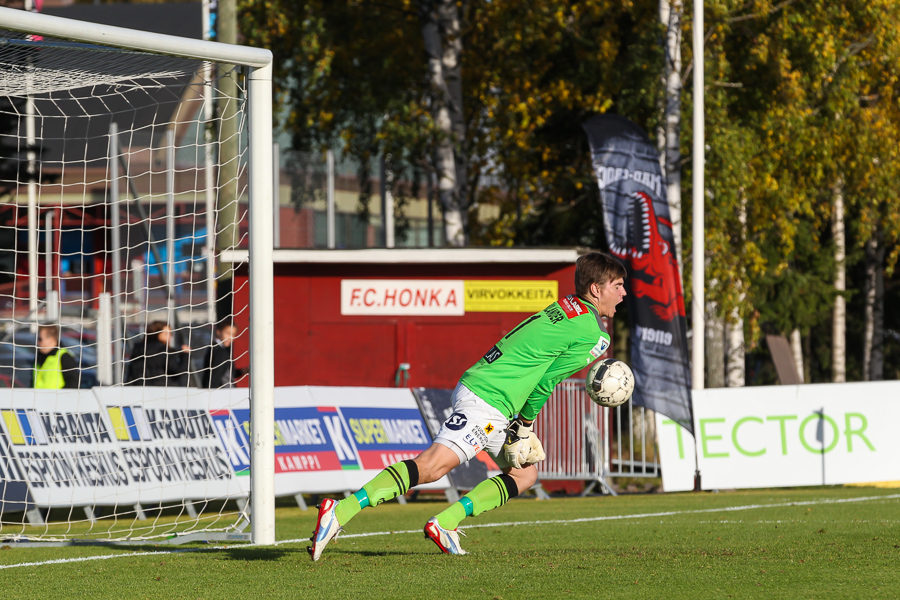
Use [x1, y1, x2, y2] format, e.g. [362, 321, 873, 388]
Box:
[656, 382, 900, 491]
[341, 280, 464, 316]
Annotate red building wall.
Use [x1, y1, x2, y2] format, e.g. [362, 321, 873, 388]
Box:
[232, 250, 613, 389]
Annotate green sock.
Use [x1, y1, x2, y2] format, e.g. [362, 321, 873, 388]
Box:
[334, 461, 418, 525]
[436, 474, 519, 530]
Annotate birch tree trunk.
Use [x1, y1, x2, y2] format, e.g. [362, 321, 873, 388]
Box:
[831, 179, 846, 383]
[863, 230, 885, 381]
[790, 329, 804, 383]
[658, 0, 683, 269]
[725, 308, 744, 387]
[421, 0, 468, 246]
[706, 301, 725, 388]
[725, 193, 747, 387]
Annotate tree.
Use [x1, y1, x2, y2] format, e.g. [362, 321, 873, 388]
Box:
[239, 0, 662, 248]
[239, 0, 434, 241]
[420, 0, 468, 245]
[683, 0, 900, 384]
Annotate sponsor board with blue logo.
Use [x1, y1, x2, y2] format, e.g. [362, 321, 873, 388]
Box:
[0, 426, 32, 512]
[0, 386, 449, 509]
[207, 386, 451, 495]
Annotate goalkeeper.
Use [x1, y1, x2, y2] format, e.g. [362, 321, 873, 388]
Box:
[310, 251, 627, 559]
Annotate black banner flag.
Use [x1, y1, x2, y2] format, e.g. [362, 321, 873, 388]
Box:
[583, 114, 693, 433]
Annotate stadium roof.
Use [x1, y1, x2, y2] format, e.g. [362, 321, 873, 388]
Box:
[222, 248, 586, 264]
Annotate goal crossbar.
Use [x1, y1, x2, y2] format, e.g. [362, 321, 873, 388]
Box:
[0, 6, 271, 67]
[0, 5, 276, 545]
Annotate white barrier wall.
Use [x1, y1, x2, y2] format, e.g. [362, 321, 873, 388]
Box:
[0, 388, 244, 507]
[0, 386, 447, 510]
[657, 381, 900, 491]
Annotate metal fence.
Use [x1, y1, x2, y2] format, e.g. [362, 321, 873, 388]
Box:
[534, 379, 660, 494]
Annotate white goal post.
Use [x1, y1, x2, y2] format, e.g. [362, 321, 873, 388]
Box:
[0, 6, 275, 545]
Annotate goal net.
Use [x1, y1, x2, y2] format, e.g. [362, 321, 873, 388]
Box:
[0, 8, 274, 544]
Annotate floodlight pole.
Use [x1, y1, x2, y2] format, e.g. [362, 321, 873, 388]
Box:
[691, 0, 705, 492]
[326, 149, 336, 249]
[273, 142, 281, 248]
[691, 0, 705, 392]
[166, 129, 177, 325]
[25, 0, 38, 324]
[110, 123, 124, 384]
[202, 0, 217, 325]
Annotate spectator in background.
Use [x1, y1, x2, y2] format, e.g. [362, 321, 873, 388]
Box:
[33, 324, 80, 389]
[201, 320, 247, 388]
[125, 321, 191, 386]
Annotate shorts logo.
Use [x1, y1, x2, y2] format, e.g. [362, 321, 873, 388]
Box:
[464, 433, 481, 452]
[484, 423, 494, 434]
[483, 345, 503, 364]
[445, 412, 468, 431]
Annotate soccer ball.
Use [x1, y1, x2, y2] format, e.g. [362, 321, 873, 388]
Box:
[586, 359, 634, 407]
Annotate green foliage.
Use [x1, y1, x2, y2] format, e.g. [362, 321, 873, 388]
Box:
[238, 0, 900, 379]
[467, 0, 663, 246]
[238, 0, 663, 247]
[684, 0, 900, 368]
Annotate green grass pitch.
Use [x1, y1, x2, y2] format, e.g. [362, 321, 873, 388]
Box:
[1, 487, 897, 600]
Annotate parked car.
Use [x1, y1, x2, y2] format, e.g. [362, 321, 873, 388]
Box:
[0, 323, 99, 388]
[0, 320, 216, 388]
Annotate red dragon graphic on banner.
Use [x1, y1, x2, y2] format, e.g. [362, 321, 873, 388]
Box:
[608, 191, 686, 322]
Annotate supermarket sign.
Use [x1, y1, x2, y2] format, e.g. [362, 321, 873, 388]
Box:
[341, 279, 557, 315]
[209, 386, 448, 495]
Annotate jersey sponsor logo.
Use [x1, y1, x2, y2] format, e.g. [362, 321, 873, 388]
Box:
[559, 295, 587, 319]
[445, 412, 468, 431]
[589, 336, 610, 359]
[483, 345, 503, 364]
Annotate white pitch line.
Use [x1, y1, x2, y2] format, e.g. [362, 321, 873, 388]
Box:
[279, 492, 900, 543]
[0, 549, 199, 570]
[2, 492, 898, 570]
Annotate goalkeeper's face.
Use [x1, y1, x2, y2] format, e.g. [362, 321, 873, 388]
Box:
[593, 277, 626, 318]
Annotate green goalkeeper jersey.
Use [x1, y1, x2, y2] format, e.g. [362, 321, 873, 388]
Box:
[459, 294, 611, 421]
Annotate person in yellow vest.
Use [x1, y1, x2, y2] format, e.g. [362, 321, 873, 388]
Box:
[33, 324, 79, 389]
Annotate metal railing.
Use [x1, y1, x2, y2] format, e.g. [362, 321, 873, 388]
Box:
[534, 379, 660, 494]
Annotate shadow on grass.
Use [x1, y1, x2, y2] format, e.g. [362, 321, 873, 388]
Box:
[221, 546, 295, 561]
[53, 542, 298, 563]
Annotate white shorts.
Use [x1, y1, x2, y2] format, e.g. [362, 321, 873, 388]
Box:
[433, 383, 514, 469]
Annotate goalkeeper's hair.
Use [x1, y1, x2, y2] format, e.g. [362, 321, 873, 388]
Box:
[574, 251, 627, 296]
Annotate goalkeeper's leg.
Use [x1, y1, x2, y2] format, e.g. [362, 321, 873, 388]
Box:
[309, 460, 419, 561]
[335, 443, 460, 523]
[310, 446, 459, 561]
[334, 459, 419, 524]
[433, 465, 537, 531]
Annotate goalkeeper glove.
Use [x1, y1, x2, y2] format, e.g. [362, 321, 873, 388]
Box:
[503, 418, 546, 468]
